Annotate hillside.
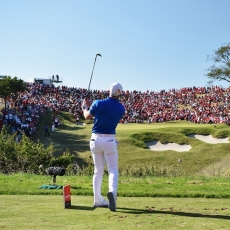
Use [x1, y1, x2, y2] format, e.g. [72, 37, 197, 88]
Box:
[32, 109, 230, 177]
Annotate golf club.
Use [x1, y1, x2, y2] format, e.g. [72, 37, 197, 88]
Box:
[85, 53, 102, 98]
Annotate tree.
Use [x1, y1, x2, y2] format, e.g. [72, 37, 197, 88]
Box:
[0, 76, 27, 109]
[206, 43, 230, 85]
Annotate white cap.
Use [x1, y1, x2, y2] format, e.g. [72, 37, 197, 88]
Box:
[109, 82, 123, 96]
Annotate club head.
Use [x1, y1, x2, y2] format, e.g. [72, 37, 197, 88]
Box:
[96, 53, 102, 57]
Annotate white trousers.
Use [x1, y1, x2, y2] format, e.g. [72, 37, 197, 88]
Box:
[90, 133, 118, 204]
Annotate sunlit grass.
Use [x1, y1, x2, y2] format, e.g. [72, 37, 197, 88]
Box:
[1, 195, 230, 230]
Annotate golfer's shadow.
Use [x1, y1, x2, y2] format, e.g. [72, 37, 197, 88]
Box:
[67, 206, 230, 220]
[117, 207, 230, 220]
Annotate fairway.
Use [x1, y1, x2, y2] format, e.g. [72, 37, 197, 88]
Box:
[116, 121, 213, 133]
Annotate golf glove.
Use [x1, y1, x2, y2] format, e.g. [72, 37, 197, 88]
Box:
[81, 101, 89, 110]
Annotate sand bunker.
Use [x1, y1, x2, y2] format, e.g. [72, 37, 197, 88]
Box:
[187, 134, 230, 144]
[146, 134, 230, 152]
[146, 140, 192, 152]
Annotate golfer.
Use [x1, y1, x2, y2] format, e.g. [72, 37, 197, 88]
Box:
[82, 82, 125, 212]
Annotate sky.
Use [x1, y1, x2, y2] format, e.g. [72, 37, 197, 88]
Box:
[1, 0, 230, 93]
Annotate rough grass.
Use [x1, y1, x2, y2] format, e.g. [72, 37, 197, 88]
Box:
[1, 174, 230, 198]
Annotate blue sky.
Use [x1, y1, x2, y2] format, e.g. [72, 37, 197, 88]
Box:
[1, 0, 230, 92]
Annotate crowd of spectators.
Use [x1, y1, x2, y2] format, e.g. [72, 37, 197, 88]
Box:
[0, 93, 47, 140]
[120, 86, 230, 125]
[1, 82, 230, 138]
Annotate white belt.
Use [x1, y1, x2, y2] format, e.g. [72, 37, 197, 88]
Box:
[92, 133, 115, 137]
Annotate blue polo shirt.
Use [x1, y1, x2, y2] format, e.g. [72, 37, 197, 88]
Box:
[89, 97, 125, 134]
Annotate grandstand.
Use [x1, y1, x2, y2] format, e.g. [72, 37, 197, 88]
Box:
[29, 75, 63, 87]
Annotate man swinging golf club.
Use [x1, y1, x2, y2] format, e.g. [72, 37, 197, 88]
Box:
[82, 82, 125, 211]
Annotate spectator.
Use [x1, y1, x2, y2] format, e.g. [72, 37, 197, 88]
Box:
[44, 125, 50, 137]
[52, 122, 55, 131]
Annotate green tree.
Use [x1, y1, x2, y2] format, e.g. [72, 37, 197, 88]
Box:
[0, 76, 27, 109]
[206, 43, 230, 85]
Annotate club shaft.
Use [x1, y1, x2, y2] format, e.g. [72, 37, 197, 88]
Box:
[87, 55, 98, 92]
[86, 54, 101, 97]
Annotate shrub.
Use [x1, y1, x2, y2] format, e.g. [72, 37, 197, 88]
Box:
[51, 149, 75, 168]
[0, 126, 87, 175]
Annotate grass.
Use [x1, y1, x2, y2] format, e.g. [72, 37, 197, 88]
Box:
[1, 174, 230, 198]
[2, 109, 230, 229]
[1, 195, 230, 230]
